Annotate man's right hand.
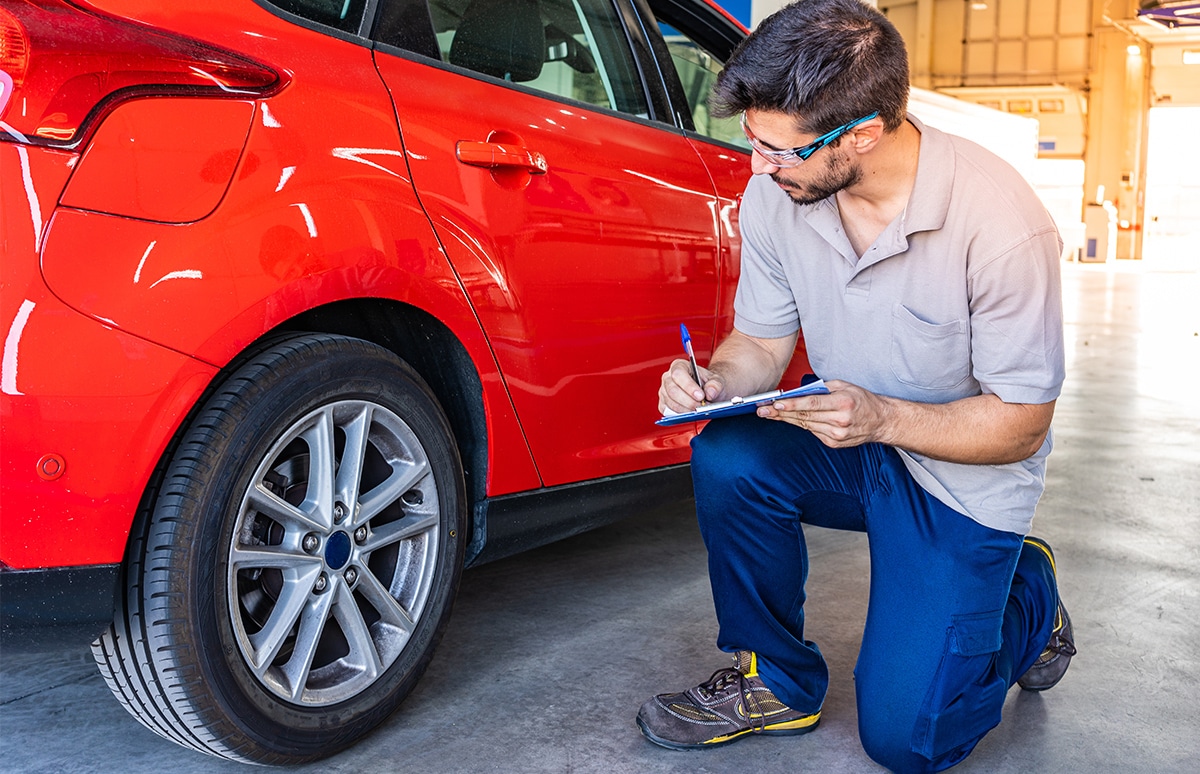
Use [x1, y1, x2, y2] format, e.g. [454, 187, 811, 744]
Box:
[658, 359, 723, 415]
[658, 329, 797, 417]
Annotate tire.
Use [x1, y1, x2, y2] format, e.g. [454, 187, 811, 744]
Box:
[91, 334, 467, 764]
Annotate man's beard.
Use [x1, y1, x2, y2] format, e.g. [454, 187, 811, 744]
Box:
[771, 150, 861, 206]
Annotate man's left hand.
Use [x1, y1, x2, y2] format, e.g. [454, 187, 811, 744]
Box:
[757, 379, 891, 448]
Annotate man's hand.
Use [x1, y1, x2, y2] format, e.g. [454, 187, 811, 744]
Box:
[757, 379, 890, 447]
[658, 329, 798, 417]
[659, 359, 724, 415]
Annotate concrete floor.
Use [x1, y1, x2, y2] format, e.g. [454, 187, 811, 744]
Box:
[2, 260, 1198, 773]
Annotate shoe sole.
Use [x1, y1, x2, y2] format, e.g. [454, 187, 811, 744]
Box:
[637, 712, 821, 751]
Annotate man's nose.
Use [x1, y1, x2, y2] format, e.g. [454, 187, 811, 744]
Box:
[750, 150, 780, 175]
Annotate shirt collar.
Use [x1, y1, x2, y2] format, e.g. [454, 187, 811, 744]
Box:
[788, 113, 955, 268]
[794, 112, 954, 237]
[903, 113, 953, 235]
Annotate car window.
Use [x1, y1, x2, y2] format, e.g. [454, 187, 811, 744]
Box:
[388, 0, 649, 117]
[260, 0, 369, 34]
[658, 23, 746, 148]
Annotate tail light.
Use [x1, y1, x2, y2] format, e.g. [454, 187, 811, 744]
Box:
[0, 0, 281, 149]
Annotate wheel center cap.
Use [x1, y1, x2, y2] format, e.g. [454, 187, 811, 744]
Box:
[325, 531, 352, 570]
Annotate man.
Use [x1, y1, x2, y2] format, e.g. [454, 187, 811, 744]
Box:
[636, 1, 1076, 771]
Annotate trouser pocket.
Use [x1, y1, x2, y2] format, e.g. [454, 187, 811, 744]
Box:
[910, 609, 1008, 761]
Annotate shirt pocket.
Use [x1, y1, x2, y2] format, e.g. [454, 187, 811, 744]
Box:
[890, 304, 971, 390]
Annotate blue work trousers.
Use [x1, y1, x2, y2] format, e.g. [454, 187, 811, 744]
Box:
[690, 415, 1058, 773]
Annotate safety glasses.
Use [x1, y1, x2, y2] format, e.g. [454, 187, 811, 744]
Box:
[740, 111, 880, 168]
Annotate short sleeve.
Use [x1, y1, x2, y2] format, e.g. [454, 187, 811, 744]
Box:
[967, 226, 1066, 404]
[733, 178, 803, 339]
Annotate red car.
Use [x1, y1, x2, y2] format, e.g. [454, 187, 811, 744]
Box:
[1, 0, 805, 763]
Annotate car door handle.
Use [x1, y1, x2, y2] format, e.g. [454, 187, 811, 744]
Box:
[455, 141, 548, 174]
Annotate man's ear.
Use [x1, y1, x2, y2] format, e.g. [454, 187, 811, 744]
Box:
[847, 119, 885, 154]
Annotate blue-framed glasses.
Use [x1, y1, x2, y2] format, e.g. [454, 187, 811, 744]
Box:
[740, 111, 880, 168]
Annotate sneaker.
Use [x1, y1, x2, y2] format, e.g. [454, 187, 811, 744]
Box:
[637, 651, 821, 750]
[1017, 537, 1077, 691]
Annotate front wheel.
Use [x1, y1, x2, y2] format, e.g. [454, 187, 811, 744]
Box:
[92, 334, 467, 763]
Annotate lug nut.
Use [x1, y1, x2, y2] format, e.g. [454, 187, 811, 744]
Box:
[302, 533, 320, 553]
[333, 504, 346, 523]
[354, 526, 368, 543]
[314, 573, 328, 593]
[344, 567, 358, 585]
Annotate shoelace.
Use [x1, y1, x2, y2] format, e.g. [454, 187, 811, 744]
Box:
[697, 666, 769, 733]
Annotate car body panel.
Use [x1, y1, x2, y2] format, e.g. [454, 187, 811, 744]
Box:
[59, 98, 257, 223]
[1, 202, 218, 567]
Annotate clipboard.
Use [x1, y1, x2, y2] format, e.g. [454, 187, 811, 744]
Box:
[656, 379, 829, 426]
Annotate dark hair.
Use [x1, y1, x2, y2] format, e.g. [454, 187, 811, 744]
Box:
[712, 0, 909, 135]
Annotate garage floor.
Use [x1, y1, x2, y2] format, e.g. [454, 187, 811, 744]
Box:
[2, 260, 1198, 773]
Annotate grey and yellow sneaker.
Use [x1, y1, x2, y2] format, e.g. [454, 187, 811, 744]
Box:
[637, 651, 821, 750]
[1017, 536, 1077, 691]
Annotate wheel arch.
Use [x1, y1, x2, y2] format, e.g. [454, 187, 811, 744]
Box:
[277, 299, 490, 518]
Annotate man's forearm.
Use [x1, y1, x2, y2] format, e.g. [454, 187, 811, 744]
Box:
[878, 392, 1055, 464]
[706, 329, 798, 400]
[766, 382, 1056, 465]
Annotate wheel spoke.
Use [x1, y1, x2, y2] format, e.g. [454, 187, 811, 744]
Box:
[247, 565, 323, 673]
[279, 582, 337, 702]
[355, 567, 417, 636]
[247, 484, 324, 533]
[332, 580, 383, 680]
[361, 511, 439, 553]
[298, 409, 336, 528]
[230, 542, 321, 571]
[335, 405, 372, 518]
[358, 461, 430, 522]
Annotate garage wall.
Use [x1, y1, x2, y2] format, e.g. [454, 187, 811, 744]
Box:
[880, 0, 1093, 90]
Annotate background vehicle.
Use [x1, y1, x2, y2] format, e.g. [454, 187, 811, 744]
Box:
[0, 0, 806, 763]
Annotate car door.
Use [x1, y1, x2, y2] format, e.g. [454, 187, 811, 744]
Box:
[371, 0, 725, 488]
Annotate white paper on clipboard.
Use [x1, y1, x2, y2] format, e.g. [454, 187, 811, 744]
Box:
[656, 379, 828, 426]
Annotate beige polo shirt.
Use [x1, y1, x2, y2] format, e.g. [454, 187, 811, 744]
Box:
[733, 115, 1065, 535]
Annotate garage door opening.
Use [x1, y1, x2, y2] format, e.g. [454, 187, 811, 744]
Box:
[1143, 106, 1200, 269]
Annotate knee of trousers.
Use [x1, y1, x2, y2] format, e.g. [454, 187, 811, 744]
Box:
[690, 417, 781, 502]
[858, 716, 939, 774]
[858, 711, 976, 774]
[856, 650, 1005, 773]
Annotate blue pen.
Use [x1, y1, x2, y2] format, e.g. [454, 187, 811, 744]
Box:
[680, 323, 705, 403]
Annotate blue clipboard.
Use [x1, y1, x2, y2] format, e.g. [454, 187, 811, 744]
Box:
[656, 379, 828, 426]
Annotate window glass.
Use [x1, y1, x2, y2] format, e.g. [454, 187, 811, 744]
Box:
[659, 23, 747, 148]
[262, 0, 368, 34]
[422, 0, 649, 116]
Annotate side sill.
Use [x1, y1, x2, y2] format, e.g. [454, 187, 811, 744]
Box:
[0, 564, 119, 646]
[466, 464, 694, 567]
